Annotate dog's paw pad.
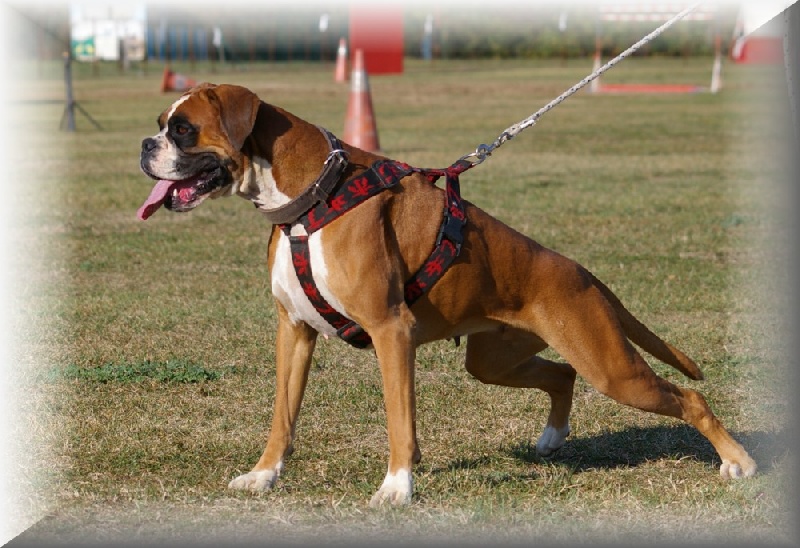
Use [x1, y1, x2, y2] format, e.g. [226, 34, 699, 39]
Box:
[228, 469, 278, 491]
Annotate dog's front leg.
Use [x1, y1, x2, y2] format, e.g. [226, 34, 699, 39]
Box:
[229, 305, 317, 491]
[368, 312, 420, 507]
[369, 308, 421, 507]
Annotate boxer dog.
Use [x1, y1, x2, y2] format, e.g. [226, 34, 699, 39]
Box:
[138, 83, 756, 506]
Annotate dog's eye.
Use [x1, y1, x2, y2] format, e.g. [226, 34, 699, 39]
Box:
[167, 117, 198, 147]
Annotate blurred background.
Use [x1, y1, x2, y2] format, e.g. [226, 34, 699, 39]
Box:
[7, 2, 764, 71]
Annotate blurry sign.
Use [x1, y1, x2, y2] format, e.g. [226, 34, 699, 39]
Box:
[70, 3, 146, 61]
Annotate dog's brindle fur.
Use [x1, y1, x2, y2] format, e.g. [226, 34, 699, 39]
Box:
[139, 83, 756, 506]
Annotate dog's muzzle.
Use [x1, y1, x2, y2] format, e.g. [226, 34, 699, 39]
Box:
[138, 137, 232, 221]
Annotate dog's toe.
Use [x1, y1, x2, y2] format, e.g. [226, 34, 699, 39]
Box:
[720, 458, 757, 480]
[228, 469, 278, 491]
[535, 424, 571, 457]
[368, 468, 413, 508]
[369, 488, 411, 508]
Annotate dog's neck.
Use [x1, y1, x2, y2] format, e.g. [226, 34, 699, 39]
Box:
[236, 103, 333, 214]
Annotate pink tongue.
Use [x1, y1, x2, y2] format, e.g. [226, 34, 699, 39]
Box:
[137, 180, 176, 221]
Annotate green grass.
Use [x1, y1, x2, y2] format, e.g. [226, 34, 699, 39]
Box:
[55, 360, 227, 384]
[8, 56, 793, 544]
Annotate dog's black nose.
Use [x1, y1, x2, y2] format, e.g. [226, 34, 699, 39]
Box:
[141, 137, 157, 154]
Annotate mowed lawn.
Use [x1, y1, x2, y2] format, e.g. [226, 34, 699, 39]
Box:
[7, 56, 793, 544]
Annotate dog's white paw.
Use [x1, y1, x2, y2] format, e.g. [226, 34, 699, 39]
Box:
[368, 468, 413, 507]
[535, 423, 571, 457]
[720, 458, 757, 480]
[228, 469, 279, 491]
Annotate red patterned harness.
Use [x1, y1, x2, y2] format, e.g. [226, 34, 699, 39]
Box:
[278, 132, 470, 349]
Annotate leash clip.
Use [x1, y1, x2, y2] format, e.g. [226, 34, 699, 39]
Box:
[459, 143, 493, 166]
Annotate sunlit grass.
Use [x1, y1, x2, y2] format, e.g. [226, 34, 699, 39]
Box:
[11, 56, 792, 544]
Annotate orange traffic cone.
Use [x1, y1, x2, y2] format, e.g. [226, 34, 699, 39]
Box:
[160, 65, 197, 93]
[343, 49, 379, 152]
[334, 37, 348, 83]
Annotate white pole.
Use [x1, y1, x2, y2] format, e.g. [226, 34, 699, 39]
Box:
[591, 17, 602, 93]
[710, 31, 722, 93]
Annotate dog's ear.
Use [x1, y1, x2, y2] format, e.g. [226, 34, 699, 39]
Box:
[206, 84, 261, 151]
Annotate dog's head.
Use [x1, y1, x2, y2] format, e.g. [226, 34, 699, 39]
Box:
[138, 83, 261, 220]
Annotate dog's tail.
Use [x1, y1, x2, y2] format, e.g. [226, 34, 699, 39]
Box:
[590, 273, 704, 381]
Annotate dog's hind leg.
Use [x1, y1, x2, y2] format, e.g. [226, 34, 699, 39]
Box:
[581, 347, 757, 478]
[229, 306, 317, 491]
[532, 272, 757, 479]
[464, 328, 577, 457]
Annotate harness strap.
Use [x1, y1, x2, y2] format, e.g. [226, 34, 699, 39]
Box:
[404, 160, 470, 305]
[281, 159, 413, 349]
[287, 234, 373, 349]
[299, 160, 413, 235]
[283, 158, 471, 349]
[260, 127, 350, 226]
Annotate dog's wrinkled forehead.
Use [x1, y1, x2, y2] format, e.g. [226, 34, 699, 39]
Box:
[156, 82, 260, 152]
[157, 85, 226, 149]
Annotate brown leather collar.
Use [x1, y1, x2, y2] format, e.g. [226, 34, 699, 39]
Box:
[259, 126, 350, 225]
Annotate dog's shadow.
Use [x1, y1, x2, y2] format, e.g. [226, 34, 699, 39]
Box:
[433, 425, 788, 480]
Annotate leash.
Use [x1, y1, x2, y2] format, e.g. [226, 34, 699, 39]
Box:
[264, 2, 703, 227]
[457, 1, 704, 168]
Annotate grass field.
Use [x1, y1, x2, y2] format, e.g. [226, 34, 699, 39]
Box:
[6, 56, 794, 544]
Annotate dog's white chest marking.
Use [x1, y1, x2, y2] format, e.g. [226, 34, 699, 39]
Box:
[242, 154, 350, 337]
[241, 156, 290, 207]
[271, 228, 349, 337]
